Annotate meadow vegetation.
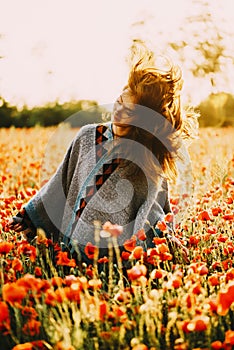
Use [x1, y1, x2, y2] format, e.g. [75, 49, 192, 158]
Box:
[0, 126, 234, 350]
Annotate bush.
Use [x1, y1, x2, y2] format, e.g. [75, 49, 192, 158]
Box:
[198, 92, 234, 127]
[0, 99, 105, 127]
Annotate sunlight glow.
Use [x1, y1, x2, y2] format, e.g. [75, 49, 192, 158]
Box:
[0, 0, 234, 108]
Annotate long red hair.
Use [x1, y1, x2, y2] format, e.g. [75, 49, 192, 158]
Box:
[123, 44, 199, 183]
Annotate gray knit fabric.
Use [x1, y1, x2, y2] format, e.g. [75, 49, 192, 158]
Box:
[25, 122, 170, 251]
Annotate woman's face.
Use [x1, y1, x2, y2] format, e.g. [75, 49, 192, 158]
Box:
[112, 88, 136, 137]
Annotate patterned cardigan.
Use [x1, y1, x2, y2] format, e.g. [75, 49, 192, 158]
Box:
[24, 122, 171, 256]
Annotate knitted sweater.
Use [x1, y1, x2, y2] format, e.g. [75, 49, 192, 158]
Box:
[25, 122, 171, 254]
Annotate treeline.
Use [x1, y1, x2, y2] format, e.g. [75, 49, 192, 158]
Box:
[0, 92, 233, 128]
[198, 92, 234, 127]
[0, 99, 105, 128]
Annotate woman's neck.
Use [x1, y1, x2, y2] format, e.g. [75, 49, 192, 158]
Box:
[112, 123, 132, 138]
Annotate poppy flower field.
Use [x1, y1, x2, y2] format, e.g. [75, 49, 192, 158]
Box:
[0, 126, 234, 350]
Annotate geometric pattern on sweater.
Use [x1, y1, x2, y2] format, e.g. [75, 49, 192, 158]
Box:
[74, 124, 120, 222]
[95, 124, 109, 160]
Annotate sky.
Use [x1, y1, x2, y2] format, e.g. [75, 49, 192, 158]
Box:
[1, 0, 234, 108]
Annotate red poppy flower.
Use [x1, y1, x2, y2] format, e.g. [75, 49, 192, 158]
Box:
[212, 207, 222, 216]
[51, 276, 64, 287]
[17, 243, 36, 262]
[192, 283, 203, 295]
[217, 282, 234, 316]
[23, 319, 41, 336]
[12, 258, 23, 272]
[203, 247, 212, 255]
[64, 285, 81, 303]
[172, 205, 179, 215]
[223, 212, 234, 221]
[98, 256, 109, 264]
[171, 276, 183, 288]
[127, 264, 147, 281]
[226, 268, 234, 282]
[170, 197, 179, 205]
[54, 243, 62, 252]
[187, 315, 209, 332]
[99, 301, 108, 321]
[174, 341, 188, 350]
[135, 229, 147, 241]
[211, 340, 223, 350]
[112, 305, 126, 318]
[102, 221, 123, 237]
[222, 259, 232, 271]
[153, 237, 167, 245]
[156, 220, 167, 232]
[44, 289, 59, 306]
[21, 306, 38, 319]
[217, 234, 228, 243]
[157, 243, 169, 254]
[12, 343, 33, 350]
[84, 242, 98, 260]
[148, 248, 158, 258]
[123, 235, 137, 252]
[189, 235, 200, 246]
[198, 265, 209, 276]
[34, 266, 42, 277]
[208, 299, 218, 314]
[132, 345, 148, 350]
[16, 274, 48, 293]
[160, 252, 173, 261]
[225, 197, 233, 204]
[207, 226, 217, 234]
[121, 251, 131, 260]
[208, 275, 220, 286]
[225, 330, 234, 346]
[164, 212, 174, 223]
[56, 251, 76, 267]
[0, 241, 13, 254]
[2, 282, 27, 304]
[0, 301, 10, 324]
[150, 269, 164, 279]
[1, 175, 7, 183]
[185, 294, 196, 309]
[197, 210, 212, 221]
[132, 246, 144, 260]
[86, 265, 94, 278]
[180, 320, 191, 333]
[63, 275, 78, 286]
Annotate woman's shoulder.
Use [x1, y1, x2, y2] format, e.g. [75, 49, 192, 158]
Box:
[74, 122, 111, 139]
[77, 122, 111, 135]
[76, 123, 97, 136]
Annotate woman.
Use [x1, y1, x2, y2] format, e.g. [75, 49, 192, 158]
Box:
[8, 46, 198, 264]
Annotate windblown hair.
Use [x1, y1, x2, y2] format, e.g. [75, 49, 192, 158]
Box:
[124, 43, 199, 183]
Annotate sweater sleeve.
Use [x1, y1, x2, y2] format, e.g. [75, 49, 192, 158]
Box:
[133, 177, 173, 249]
[24, 130, 81, 240]
[161, 178, 171, 214]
